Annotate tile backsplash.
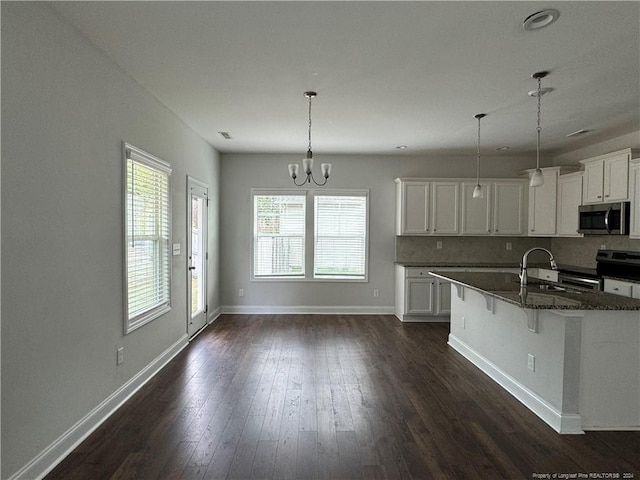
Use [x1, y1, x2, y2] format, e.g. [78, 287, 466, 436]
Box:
[396, 235, 640, 268]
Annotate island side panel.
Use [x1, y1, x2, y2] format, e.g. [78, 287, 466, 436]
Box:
[579, 311, 640, 430]
[447, 286, 582, 433]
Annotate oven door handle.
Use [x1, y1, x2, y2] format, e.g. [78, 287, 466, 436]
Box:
[604, 206, 613, 233]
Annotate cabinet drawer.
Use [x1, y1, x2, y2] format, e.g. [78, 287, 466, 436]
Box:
[406, 268, 434, 278]
[604, 279, 634, 297]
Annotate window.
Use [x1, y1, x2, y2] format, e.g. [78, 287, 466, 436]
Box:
[251, 189, 368, 281]
[314, 194, 367, 279]
[124, 143, 172, 333]
[253, 193, 306, 278]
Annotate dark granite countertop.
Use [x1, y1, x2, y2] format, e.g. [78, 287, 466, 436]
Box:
[429, 271, 640, 311]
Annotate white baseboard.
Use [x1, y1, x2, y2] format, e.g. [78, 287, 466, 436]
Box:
[10, 335, 189, 480]
[208, 306, 222, 323]
[448, 334, 584, 435]
[221, 305, 395, 315]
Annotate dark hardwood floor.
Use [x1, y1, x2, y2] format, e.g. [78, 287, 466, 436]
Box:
[47, 315, 640, 479]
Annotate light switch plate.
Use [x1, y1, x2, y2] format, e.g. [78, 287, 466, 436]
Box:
[172, 243, 181, 256]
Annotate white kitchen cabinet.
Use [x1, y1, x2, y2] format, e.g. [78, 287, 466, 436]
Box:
[580, 149, 631, 204]
[431, 182, 459, 235]
[461, 182, 491, 235]
[630, 160, 640, 239]
[493, 181, 526, 235]
[394, 266, 519, 321]
[556, 172, 583, 237]
[604, 278, 640, 299]
[527, 168, 559, 236]
[396, 180, 430, 234]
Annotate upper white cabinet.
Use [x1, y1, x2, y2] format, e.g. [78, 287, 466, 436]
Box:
[580, 149, 631, 204]
[556, 172, 583, 237]
[461, 182, 491, 235]
[397, 178, 527, 236]
[527, 168, 560, 236]
[396, 180, 430, 234]
[493, 181, 526, 235]
[630, 159, 640, 239]
[431, 182, 460, 235]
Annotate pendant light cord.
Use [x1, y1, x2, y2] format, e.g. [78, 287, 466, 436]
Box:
[536, 75, 542, 170]
[307, 94, 313, 154]
[476, 115, 481, 184]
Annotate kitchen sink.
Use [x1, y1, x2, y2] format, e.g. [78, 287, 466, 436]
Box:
[537, 284, 566, 291]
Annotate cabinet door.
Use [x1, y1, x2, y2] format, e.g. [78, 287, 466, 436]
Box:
[605, 153, 629, 201]
[633, 285, 640, 300]
[402, 182, 430, 234]
[557, 174, 583, 237]
[406, 279, 435, 314]
[431, 182, 459, 234]
[461, 182, 491, 235]
[436, 279, 451, 315]
[583, 160, 604, 203]
[528, 171, 558, 236]
[494, 182, 525, 235]
[630, 164, 640, 239]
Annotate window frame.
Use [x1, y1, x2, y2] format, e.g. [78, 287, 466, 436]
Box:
[250, 188, 369, 283]
[123, 142, 172, 334]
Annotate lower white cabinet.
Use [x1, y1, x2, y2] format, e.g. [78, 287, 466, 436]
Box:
[604, 278, 640, 299]
[395, 266, 518, 321]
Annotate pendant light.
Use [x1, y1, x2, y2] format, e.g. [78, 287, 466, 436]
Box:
[472, 113, 486, 199]
[528, 71, 552, 188]
[288, 91, 331, 186]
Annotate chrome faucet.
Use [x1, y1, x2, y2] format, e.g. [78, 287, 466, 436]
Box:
[520, 247, 557, 286]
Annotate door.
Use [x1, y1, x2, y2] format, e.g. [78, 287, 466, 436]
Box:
[187, 177, 208, 337]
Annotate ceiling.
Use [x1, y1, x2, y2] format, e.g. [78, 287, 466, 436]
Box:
[51, 1, 640, 157]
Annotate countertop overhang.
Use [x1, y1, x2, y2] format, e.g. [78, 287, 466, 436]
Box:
[429, 271, 640, 311]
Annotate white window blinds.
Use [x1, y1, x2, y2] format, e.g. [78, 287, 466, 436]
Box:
[253, 194, 306, 277]
[124, 144, 172, 333]
[314, 194, 368, 279]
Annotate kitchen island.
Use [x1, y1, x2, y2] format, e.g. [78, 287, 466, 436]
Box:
[430, 271, 640, 434]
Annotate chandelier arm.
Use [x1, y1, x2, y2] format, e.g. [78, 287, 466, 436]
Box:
[309, 172, 329, 186]
[292, 175, 308, 187]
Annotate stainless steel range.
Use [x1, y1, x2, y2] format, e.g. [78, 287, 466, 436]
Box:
[555, 250, 640, 292]
[596, 250, 640, 282]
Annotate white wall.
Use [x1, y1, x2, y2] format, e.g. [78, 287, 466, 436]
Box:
[1, 4, 220, 478]
[552, 129, 640, 165]
[220, 152, 535, 311]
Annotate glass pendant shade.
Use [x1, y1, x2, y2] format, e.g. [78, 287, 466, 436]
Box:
[530, 168, 545, 187]
[321, 163, 331, 178]
[472, 184, 484, 198]
[288, 163, 299, 179]
[302, 155, 313, 175]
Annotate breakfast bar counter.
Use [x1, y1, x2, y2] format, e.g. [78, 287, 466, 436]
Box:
[430, 271, 640, 434]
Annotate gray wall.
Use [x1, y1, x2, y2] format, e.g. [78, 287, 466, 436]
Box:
[1, 4, 220, 478]
[220, 152, 536, 310]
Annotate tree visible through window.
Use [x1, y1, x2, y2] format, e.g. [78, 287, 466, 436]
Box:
[124, 143, 172, 333]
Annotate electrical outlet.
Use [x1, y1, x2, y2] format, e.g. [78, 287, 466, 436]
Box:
[436, 241, 443, 249]
[527, 354, 535, 372]
[506, 242, 512, 251]
[117, 347, 124, 366]
[373, 289, 379, 298]
[239, 288, 244, 297]
[600, 244, 607, 250]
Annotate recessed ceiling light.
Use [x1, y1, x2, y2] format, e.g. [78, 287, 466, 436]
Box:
[396, 145, 408, 150]
[496, 146, 510, 151]
[218, 131, 232, 140]
[523, 9, 560, 31]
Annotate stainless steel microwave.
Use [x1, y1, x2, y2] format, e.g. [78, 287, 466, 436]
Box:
[578, 202, 630, 235]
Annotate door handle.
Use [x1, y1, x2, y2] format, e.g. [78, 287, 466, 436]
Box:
[188, 266, 196, 271]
